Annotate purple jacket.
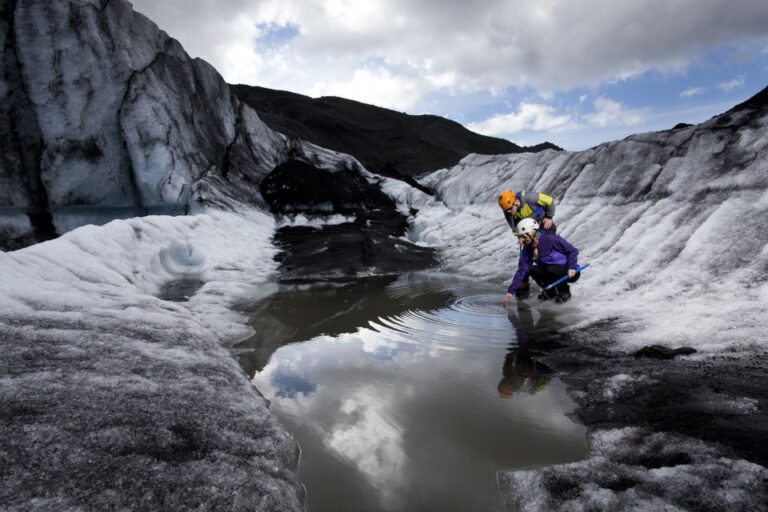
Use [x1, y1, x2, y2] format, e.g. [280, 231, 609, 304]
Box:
[507, 233, 579, 294]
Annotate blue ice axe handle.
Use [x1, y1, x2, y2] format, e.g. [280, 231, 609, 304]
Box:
[543, 263, 590, 291]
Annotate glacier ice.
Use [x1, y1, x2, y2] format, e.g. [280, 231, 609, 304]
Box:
[498, 428, 768, 512]
[408, 101, 768, 354]
[400, 95, 768, 510]
[2, 0, 768, 508]
[0, 209, 304, 510]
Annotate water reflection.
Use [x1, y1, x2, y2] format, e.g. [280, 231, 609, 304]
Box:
[498, 348, 554, 398]
[248, 274, 586, 512]
[235, 274, 455, 375]
[498, 303, 560, 398]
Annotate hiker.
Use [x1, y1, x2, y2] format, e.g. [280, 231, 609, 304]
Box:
[498, 189, 557, 298]
[503, 218, 580, 305]
[498, 189, 557, 234]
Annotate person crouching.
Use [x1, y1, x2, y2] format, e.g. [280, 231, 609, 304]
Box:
[503, 218, 580, 305]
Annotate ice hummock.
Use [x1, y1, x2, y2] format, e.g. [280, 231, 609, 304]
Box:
[0, 208, 304, 510]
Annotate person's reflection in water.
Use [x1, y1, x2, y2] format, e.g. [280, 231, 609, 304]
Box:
[497, 303, 555, 398]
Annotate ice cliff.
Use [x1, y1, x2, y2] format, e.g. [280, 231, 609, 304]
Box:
[0, 0, 355, 250]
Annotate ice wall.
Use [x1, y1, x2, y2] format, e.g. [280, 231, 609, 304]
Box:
[407, 89, 768, 353]
[1, 0, 332, 249]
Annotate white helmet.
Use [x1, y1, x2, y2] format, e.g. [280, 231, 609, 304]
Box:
[514, 217, 539, 236]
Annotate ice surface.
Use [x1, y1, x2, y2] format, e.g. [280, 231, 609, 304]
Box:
[499, 428, 768, 512]
[411, 107, 768, 355]
[0, 208, 303, 509]
[13, 0, 176, 207]
[0, 209, 32, 241]
[601, 374, 653, 401]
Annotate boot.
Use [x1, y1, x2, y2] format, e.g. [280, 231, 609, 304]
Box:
[537, 290, 554, 301]
[555, 292, 572, 303]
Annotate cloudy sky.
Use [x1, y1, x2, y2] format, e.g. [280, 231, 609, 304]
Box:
[131, 0, 768, 150]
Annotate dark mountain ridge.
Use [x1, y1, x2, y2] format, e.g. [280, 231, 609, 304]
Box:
[230, 84, 562, 181]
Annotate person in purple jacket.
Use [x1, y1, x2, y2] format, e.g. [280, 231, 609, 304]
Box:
[503, 217, 580, 305]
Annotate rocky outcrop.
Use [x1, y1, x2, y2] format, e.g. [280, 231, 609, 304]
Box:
[634, 344, 697, 359]
[261, 159, 438, 280]
[231, 84, 562, 183]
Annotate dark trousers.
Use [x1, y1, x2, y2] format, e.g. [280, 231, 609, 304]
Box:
[529, 264, 580, 297]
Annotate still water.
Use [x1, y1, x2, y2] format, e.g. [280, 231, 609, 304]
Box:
[235, 273, 586, 512]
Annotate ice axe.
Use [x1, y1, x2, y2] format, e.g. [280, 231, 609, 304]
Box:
[543, 263, 590, 291]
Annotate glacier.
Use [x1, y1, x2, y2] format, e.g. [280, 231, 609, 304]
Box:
[0, 0, 370, 508]
[0, 0, 361, 250]
[407, 93, 768, 355]
[2, 0, 768, 510]
[398, 91, 768, 510]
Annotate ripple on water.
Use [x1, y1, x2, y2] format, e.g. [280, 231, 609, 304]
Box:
[452, 294, 510, 316]
[369, 294, 514, 350]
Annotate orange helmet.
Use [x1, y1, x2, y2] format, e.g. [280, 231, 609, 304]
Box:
[498, 190, 516, 210]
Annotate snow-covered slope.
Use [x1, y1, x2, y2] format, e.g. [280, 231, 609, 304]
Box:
[0, 207, 311, 510]
[405, 91, 768, 354]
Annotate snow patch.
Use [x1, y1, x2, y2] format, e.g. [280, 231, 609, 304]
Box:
[602, 373, 653, 401]
[276, 213, 356, 228]
[499, 428, 768, 512]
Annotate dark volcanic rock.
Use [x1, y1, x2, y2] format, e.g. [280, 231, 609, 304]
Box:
[634, 344, 697, 359]
[231, 84, 561, 180]
[261, 159, 392, 214]
[261, 160, 437, 280]
[539, 322, 768, 466]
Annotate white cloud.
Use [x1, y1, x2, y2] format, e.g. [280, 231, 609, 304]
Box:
[130, 0, 768, 100]
[325, 388, 406, 507]
[467, 103, 573, 135]
[718, 76, 746, 92]
[584, 97, 647, 127]
[680, 86, 705, 97]
[538, 90, 555, 101]
[307, 67, 424, 110]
